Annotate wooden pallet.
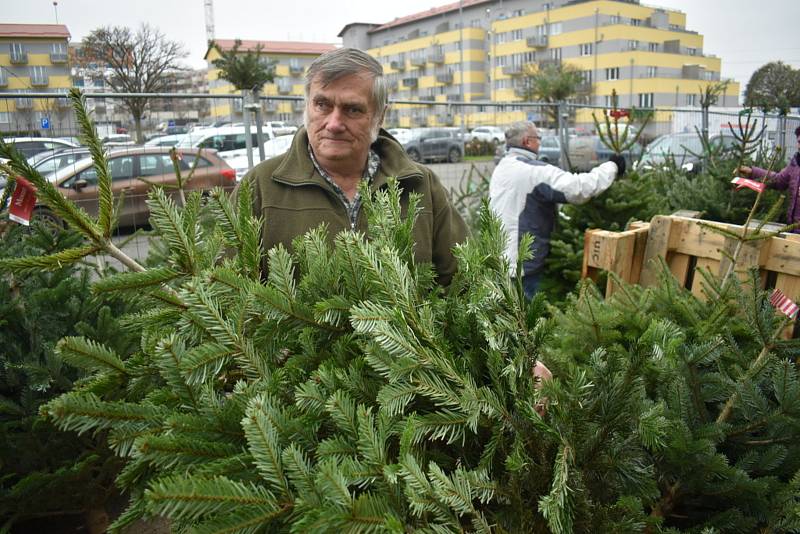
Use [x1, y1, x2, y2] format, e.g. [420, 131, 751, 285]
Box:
[582, 212, 800, 313]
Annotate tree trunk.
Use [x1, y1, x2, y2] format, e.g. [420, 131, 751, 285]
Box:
[133, 113, 144, 145]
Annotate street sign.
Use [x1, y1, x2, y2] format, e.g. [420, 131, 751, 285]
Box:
[41, 117, 50, 129]
[168, 119, 175, 127]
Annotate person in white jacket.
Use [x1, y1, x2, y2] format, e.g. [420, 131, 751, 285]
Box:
[489, 121, 626, 298]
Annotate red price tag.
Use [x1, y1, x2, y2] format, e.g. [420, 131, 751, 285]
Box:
[731, 177, 766, 193]
[8, 177, 37, 226]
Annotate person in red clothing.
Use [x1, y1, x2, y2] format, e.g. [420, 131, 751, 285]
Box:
[739, 126, 800, 232]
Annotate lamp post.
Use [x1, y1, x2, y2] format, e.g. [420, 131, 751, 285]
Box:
[53, 1, 59, 24]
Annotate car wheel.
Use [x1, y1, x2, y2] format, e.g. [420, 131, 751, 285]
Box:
[407, 148, 421, 163]
[539, 156, 549, 163]
[33, 207, 64, 231]
[492, 137, 501, 144]
[448, 147, 461, 163]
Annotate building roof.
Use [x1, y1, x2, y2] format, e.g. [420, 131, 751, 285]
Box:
[0, 23, 70, 39]
[367, 0, 491, 33]
[337, 22, 380, 38]
[206, 39, 336, 60]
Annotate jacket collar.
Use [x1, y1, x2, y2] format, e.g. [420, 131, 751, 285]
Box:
[272, 127, 423, 190]
[506, 146, 539, 161]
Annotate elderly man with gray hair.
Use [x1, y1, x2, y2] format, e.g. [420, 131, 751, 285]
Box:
[237, 47, 467, 286]
[489, 120, 626, 297]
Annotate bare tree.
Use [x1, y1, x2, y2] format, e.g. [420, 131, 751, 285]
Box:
[80, 24, 188, 143]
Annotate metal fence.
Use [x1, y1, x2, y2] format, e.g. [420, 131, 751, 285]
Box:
[1, 91, 798, 264]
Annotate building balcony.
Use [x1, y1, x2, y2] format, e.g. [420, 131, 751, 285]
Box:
[409, 57, 426, 68]
[446, 93, 462, 102]
[527, 35, 548, 48]
[428, 52, 445, 64]
[436, 72, 453, 84]
[502, 64, 523, 76]
[538, 58, 561, 69]
[50, 52, 68, 64]
[514, 87, 529, 98]
[277, 81, 293, 94]
[390, 60, 405, 71]
[15, 97, 33, 109]
[10, 52, 28, 64]
[31, 75, 49, 87]
[402, 77, 418, 88]
[289, 64, 303, 75]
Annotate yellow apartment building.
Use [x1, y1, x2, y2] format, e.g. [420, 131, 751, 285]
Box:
[0, 24, 72, 135]
[340, 0, 739, 131]
[204, 40, 336, 123]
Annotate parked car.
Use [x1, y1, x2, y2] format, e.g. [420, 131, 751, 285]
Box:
[387, 128, 413, 145]
[28, 147, 93, 177]
[494, 134, 562, 167]
[465, 126, 506, 144]
[34, 147, 236, 228]
[403, 128, 464, 163]
[145, 134, 188, 148]
[1, 137, 79, 159]
[567, 134, 643, 172]
[175, 125, 275, 159]
[102, 134, 136, 147]
[636, 132, 737, 173]
[226, 134, 296, 180]
[264, 121, 298, 136]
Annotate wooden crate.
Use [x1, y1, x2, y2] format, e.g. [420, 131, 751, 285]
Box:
[582, 213, 800, 336]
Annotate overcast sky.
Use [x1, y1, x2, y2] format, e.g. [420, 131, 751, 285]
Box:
[5, 0, 799, 97]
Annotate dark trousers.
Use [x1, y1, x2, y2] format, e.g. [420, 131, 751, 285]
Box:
[522, 270, 542, 299]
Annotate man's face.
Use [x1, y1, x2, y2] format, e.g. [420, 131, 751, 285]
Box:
[523, 128, 541, 153]
[305, 73, 379, 165]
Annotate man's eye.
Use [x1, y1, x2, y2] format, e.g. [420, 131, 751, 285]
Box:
[314, 100, 331, 112]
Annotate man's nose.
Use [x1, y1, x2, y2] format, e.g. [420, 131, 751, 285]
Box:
[326, 107, 346, 131]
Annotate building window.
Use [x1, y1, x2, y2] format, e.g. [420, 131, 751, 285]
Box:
[579, 43, 593, 56]
[631, 18, 642, 26]
[497, 55, 507, 67]
[581, 70, 593, 84]
[686, 94, 697, 106]
[606, 67, 620, 80]
[0, 112, 9, 124]
[52, 42, 66, 54]
[549, 22, 562, 35]
[496, 32, 507, 44]
[647, 66, 657, 78]
[703, 70, 715, 81]
[628, 40, 639, 50]
[604, 94, 617, 107]
[550, 48, 562, 61]
[638, 93, 654, 108]
[512, 9, 524, 17]
[648, 42, 659, 52]
[610, 15, 621, 24]
[687, 47, 696, 56]
[471, 19, 481, 28]
[511, 29, 523, 41]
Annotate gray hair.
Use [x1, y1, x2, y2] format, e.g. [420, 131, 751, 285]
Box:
[304, 47, 388, 120]
[505, 121, 538, 146]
